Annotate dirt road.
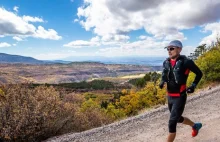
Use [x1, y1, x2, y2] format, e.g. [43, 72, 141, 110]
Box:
[46, 85, 220, 142]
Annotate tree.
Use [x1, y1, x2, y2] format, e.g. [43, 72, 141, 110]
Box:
[144, 73, 151, 81]
[135, 78, 146, 88]
[106, 103, 126, 119]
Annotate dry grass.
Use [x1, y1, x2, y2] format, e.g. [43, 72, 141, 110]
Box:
[0, 84, 112, 142]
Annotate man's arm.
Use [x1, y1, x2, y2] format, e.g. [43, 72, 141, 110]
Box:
[186, 59, 203, 93]
[187, 60, 203, 85]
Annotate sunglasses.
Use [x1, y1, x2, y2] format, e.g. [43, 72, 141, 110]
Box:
[167, 47, 175, 51]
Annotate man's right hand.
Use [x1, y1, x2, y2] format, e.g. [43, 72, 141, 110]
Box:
[159, 81, 164, 89]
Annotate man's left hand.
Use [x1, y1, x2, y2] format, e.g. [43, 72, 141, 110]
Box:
[187, 85, 195, 93]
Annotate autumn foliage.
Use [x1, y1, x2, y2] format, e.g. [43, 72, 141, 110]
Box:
[0, 72, 167, 141]
[0, 84, 111, 142]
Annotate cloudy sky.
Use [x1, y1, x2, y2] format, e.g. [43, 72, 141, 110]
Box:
[0, 0, 220, 60]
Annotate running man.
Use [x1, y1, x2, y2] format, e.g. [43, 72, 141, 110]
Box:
[159, 40, 203, 142]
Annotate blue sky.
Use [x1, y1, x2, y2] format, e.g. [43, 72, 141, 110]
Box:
[0, 0, 220, 60]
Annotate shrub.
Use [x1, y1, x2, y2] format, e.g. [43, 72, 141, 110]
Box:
[0, 84, 92, 142]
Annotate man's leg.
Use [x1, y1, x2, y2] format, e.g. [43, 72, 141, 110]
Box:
[167, 133, 176, 142]
[167, 95, 186, 142]
[181, 116, 202, 137]
[167, 96, 177, 142]
[182, 117, 194, 127]
[167, 119, 178, 142]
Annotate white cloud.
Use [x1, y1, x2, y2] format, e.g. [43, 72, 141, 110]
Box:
[91, 36, 100, 42]
[96, 46, 166, 57]
[77, 0, 220, 41]
[181, 46, 196, 56]
[64, 34, 130, 48]
[64, 39, 100, 48]
[73, 19, 79, 23]
[34, 26, 62, 40]
[0, 7, 61, 40]
[138, 35, 148, 40]
[0, 7, 35, 35]
[94, 37, 166, 56]
[0, 42, 11, 48]
[13, 36, 23, 41]
[63, 35, 192, 57]
[72, 0, 220, 57]
[22, 15, 44, 23]
[13, 6, 19, 12]
[13, 44, 17, 46]
[114, 35, 130, 41]
[96, 40, 194, 57]
[63, 35, 195, 57]
[200, 22, 220, 45]
[101, 35, 130, 42]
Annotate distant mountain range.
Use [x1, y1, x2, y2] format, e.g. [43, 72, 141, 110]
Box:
[0, 53, 165, 66]
[0, 53, 45, 64]
[0, 53, 72, 64]
[62, 56, 166, 66]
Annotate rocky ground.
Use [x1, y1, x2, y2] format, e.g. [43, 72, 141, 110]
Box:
[45, 85, 220, 142]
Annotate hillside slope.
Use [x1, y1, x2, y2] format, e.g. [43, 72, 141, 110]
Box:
[0, 63, 156, 84]
[45, 85, 220, 142]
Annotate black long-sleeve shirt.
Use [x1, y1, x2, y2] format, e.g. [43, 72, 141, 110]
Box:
[161, 55, 203, 96]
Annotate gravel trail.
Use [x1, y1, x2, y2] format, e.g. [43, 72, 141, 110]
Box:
[45, 85, 220, 142]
